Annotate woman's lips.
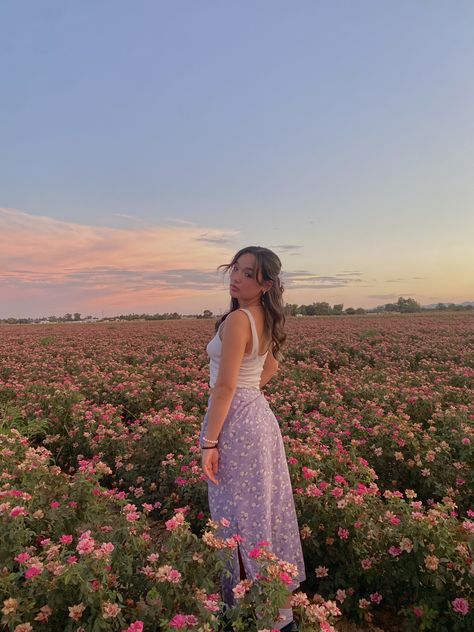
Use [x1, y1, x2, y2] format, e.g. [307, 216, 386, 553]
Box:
[230, 285, 238, 291]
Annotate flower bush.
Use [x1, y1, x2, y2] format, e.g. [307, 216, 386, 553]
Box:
[0, 312, 473, 630]
[1, 418, 336, 631]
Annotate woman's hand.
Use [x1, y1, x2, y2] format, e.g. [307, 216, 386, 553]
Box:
[201, 448, 219, 485]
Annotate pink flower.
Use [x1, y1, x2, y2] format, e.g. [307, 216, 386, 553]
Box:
[99, 542, 115, 555]
[338, 527, 349, 540]
[165, 512, 185, 531]
[169, 614, 198, 628]
[60, 535, 73, 545]
[167, 569, 182, 583]
[249, 547, 263, 559]
[67, 555, 78, 564]
[15, 552, 31, 564]
[102, 601, 121, 619]
[335, 589, 346, 603]
[451, 598, 469, 615]
[232, 579, 253, 599]
[76, 537, 95, 555]
[50, 501, 60, 509]
[10, 506, 28, 518]
[123, 623, 144, 632]
[25, 565, 42, 579]
[279, 571, 293, 585]
[68, 603, 86, 620]
[203, 597, 220, 612]
[147, 553, 159, 562]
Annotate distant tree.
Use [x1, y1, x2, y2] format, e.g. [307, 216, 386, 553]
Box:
[333, 303, 344, 315]
[284, 303, 299, 316]
[203, 309, 213, 318]
[314, 302, 331, 315]
[397, 297, 421, 313]
[304, 303, 317, 316]
[344, 307, 356, 315]
[73, 313, 81, 321]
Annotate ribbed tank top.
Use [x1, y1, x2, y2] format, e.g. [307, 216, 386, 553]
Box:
[206, 308, 269, 389]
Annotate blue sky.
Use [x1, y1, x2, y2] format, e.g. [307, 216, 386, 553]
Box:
[1, 1, 473, 317]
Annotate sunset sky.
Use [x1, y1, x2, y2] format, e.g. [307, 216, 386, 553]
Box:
[1, 1, 473, 318]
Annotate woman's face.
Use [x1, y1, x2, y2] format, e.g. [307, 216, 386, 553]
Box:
[229, 252, 264, 302]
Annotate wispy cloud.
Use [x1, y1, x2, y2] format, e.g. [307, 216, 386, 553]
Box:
[194, 233, 235, 244]
[271, 244, 302, 253]
[0, 207, 239, 314]
[281, 270, 366, 290]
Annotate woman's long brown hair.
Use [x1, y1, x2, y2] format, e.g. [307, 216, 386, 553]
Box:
[214, 246, 287, 361]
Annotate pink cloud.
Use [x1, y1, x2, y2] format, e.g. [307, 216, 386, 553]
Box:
[0, 207, 238, 316]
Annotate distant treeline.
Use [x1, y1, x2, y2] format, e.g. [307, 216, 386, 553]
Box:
[1, 297, 472, 325]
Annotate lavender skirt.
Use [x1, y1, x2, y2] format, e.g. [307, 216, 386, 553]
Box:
[199, 386, 306, 606]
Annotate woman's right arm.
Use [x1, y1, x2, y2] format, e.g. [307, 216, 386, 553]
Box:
[259, 349, 279, 389]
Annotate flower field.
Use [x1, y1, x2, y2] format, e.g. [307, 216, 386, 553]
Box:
[0, 312, 473, 632]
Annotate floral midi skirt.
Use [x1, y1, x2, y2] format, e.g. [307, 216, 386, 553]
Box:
[199, 386, 306, 606]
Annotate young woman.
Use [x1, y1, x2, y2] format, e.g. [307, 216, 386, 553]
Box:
[199, 246, 306, 631]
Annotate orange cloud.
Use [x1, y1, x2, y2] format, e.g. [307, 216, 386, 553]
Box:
[0, 207, 239, 315]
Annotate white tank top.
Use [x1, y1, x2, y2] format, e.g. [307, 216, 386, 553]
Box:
[206, 308, 269, 389]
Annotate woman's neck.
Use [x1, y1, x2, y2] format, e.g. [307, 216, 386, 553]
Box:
[238, 299, 261, 309]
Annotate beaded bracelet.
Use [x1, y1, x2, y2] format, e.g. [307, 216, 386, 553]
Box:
[203, 436, 218, 444]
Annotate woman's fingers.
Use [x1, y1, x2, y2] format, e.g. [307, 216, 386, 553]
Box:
[202, 451, 219, 485]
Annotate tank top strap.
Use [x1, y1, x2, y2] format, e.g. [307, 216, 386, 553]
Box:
[238, 308, 259, 356]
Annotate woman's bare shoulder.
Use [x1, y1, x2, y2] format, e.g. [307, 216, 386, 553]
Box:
[219, 310, 249, 339]
[224, 309, 251, 329]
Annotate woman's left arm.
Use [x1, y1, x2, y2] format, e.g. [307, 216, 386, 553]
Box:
[203, 310, 249, 442]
